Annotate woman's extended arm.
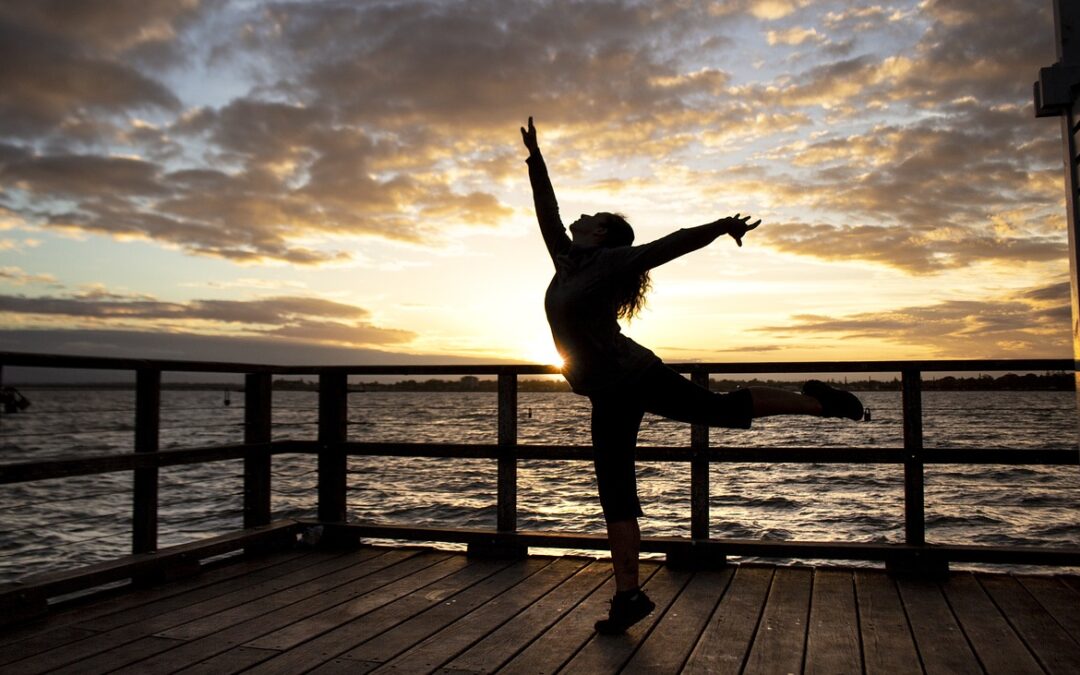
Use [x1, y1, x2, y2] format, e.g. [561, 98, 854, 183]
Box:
[612, 214, 761, 273]
[522, 117, 571, 261]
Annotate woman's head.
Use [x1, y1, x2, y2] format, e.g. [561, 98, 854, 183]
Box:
[569, 212, 634, 249]
[577, 212, 650, 320]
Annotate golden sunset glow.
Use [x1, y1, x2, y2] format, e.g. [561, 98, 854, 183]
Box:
[0, 1, 1069, 366]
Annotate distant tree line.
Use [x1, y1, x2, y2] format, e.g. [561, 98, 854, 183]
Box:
[274, 372, 1077, 393]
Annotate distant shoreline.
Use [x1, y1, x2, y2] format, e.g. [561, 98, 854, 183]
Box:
[8, 372, 1074, 392]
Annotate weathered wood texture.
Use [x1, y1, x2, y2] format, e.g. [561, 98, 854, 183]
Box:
[3, 546, 1078, 675]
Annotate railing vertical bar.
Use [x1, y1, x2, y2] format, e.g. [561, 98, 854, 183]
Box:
[497, 372, 518, 533]
[133, 368, 160, 554]
[901, 368, 925, 546]
[244, 372, 272, 529]
[318, 370, 348, 523]
[690, 368, 710, 540]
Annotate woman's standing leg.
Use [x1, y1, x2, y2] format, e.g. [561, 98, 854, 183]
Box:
[589, 393, 656, 634]
[590, 393, 645, 591]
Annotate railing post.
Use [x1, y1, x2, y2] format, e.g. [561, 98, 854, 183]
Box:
[669, 368, 725, 570]
[901, 369, 925, 547]
[133, 368, 160, 554]
[497, 372, 518, 533]
[317, 370, 348, 525]
[890, 368, 946, 578]
[690, 368, 710, 540]
[470, 370, 526, 558]
[244, 372, 272, 529]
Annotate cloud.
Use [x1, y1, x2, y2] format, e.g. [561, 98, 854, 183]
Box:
[0, 292, 416, 347]
[0, 0, 1066, 278]
[0, 266, 58, 286]
[755, 279, 1071, 357]
[766, 27, 825, 46]
[759, 221, 1066, 274]
[0, 1, 198, 139]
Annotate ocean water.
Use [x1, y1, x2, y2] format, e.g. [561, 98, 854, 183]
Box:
[1, 388, 1078, 582]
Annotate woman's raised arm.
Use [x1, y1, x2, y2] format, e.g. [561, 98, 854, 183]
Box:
[522, 117, 571, 261]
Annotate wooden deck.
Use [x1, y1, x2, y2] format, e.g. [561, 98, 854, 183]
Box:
[2, 546, 1079, 674]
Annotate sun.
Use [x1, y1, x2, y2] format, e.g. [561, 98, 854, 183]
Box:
[523, 340, 564, 367]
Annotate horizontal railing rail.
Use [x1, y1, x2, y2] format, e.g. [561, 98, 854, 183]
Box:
[1, 351, 1078, 611]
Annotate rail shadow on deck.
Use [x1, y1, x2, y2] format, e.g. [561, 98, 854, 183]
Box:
[2, 545, 1079, 674]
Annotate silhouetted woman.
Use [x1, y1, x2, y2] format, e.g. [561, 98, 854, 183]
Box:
[522, 117, 864, 634]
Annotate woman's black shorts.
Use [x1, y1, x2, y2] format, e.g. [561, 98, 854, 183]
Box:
[588, 362, 753, 523]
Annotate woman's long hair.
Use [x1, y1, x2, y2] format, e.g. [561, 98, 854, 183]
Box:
[598, 213, 651, 320]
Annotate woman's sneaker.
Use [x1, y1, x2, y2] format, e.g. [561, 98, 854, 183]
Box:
[595, 588, 655, 635]
[802, 380, 864, 421]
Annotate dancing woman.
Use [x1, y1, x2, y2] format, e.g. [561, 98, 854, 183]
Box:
[522, 117, 864, 634]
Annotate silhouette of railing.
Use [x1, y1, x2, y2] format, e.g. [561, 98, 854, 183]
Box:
[1, 351, 1078, 615]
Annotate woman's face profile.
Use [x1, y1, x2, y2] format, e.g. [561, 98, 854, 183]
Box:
[569, 213, 608, 248]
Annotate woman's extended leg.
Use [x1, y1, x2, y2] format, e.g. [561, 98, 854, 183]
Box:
[746, 386, 822, 417]
[638, 365, 863, 425]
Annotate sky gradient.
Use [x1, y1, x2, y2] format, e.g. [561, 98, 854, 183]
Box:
[0, 0, 1071, 367]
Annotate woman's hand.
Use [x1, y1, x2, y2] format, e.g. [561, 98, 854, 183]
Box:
[721, 213, 761, 247]
[521, 116, 539, 155]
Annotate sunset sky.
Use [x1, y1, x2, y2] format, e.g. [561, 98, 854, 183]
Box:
[0, 0, 1072, 368]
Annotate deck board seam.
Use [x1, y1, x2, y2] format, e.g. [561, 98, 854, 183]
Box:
[674, 566, 736, 675]
[936, 575, 988, 674]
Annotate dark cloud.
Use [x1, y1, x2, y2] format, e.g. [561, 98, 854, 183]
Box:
[0, 293, 415, 347]
[0, 0, 1066, 273]
[0, 8, 187, 139]
[755, 280, 1071, 357]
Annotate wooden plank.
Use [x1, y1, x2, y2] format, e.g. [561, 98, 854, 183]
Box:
[1059, 574, 1080, 595]
[683, 565, 774, 675]
[0, 520, 301, 605]
[80, 548, 348, 632]
[497, 563, 660, 675]
[370, 556, 587, 673]
[944, 572, 1042, 675]
[241, 558, 511, 675]
[308, 659, 380, 675]
[0, 626, 100, 667]
[104, 550, 436, 674]
[558, 565, 692, 674]
[439, 558, 610, 672]
[742, 566, 812, 675]
[622, 567, 732, 674]
[174, 647, 279, 675]
[247, 554, 471, 650]
[896, 577, 981, 674]
[334, 557, 555, 667]
[805, 569, 861, 675]
[854, 569, 921, 675]
[980, 573, 1080, 674]
[46, 636, 185, 675]
[1018, 574, 1080, 643]
[0, 550, 371, 675]
[157, 549, 429, 640]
